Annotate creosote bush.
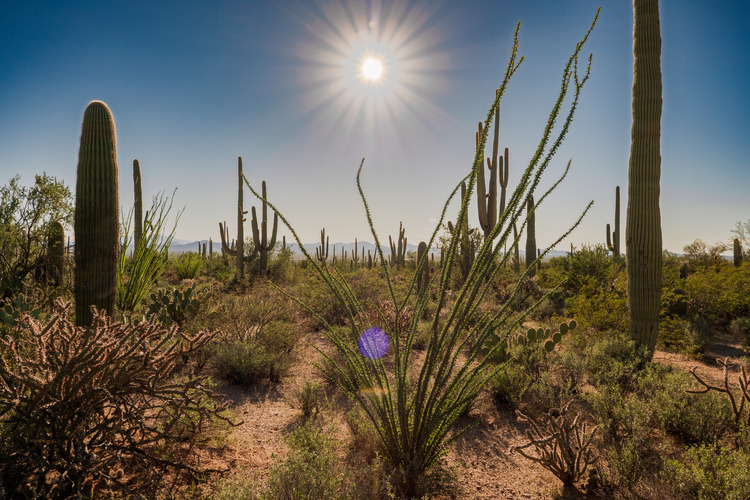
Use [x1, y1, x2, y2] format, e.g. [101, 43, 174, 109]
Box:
[0, 300, 232, 498]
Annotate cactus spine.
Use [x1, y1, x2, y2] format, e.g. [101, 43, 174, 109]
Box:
[74, 101, 119, 326]
[250, 180, 278, 273]
[627, 0, 663, 354]
[133, 159, 143, 250]
[606, 186, 621, 257]
[525, 195, 537, 277]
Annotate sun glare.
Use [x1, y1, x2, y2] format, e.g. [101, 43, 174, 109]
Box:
[296, 0, 451, 160]
[361, 57, 383, 81]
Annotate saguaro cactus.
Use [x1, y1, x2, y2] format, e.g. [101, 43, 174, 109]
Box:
[236, 157, 246, 279]
[475, 120, 497, 239]
[389, 221, 407, 267]
[250, 180, 278, 273]
[316, 228, 329, 264]
[133, 159, 143, 250]
[74, 100, 119, 326]
[525, 195, 537, 277]
[46, 221, 65, 287]
[627, 0, 663, 354]
[734, 238, 743, 267]
[606, 186, 621, 258]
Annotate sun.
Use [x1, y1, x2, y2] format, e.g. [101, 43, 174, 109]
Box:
[361, 57, 383, 81]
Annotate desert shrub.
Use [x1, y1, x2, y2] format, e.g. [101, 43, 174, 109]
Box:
[211, 320, 297, 385]
[559, 243, 613, 294]
[212, 281, 294, 344]
[291, 271, 348, 328]
[637, 365, 733, 445]
[173, 251, 205, 280]
[657, 315, 706, 358]
[588, 386, 660, 491]
[489, 362, 532, 407]
[521, 371, 576, 420]
[205, 255, 235, 283]
[663, 444, 750, 500]
[564, 273, 628, 334]
[0, 300, 230, 498]
[290, 380, 326, 420]
[684, 263, 750, 324]
[730, 316, 750, 338]
[264, 423, 345, 500]
[583, 332, 650, 390]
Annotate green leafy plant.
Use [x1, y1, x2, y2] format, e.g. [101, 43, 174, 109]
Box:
[173, 251, 205, 280]
[663, 444, 750, 500]
[290, 380, 326, 420]
[246, 10, 599, 496]
[117, 189, 181, 313]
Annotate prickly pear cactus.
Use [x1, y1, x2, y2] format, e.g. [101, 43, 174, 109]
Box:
[481, 320, 577, 364]
[74, 101, 119, 326]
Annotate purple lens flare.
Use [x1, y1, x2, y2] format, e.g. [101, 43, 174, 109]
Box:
[358, 326, 389, 359]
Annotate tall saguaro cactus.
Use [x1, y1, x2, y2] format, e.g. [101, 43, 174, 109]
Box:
[250, 180, 278, 273]
[606, 186, 621, 257]
[46, 221, 65, 287]
[133, 159, 143, 250]
[236, 157, 246, 279]
[627, 0, 663, 354]
[74, 101, 119, 326]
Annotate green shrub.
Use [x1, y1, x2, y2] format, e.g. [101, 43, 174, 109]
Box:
[489, 362, 532, 407]
[588, 386, 659, 490]
[638, 366, 733, 445]
[564, 273, 628, 334]
[264, 424, 345, 500]
[559, 243, 613, 294]
[685, 264, 750, 324]
[584, 332, 650, 390]
[663, 444, 750, 500]
[173, 251, 205, 280]
[210, 320, 297, 385]
[657, 316, 706, 358]
[290, 380, 326, 420]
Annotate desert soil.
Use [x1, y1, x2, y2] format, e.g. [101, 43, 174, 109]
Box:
[197, 330, 745, 499]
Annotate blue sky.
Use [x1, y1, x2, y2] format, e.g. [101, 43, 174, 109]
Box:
[1, 0, 748, 253]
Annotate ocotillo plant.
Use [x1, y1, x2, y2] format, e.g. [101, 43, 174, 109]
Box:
[46, 221, 65, 287]
[627, 0, 663, 354]
[250, 180, 278, 273]
[133, 159, 143, 250]
[606, 185, 621, 257]
[244, 10, 598, 494]
[389, 221, 407, 267]
[525, 195, 537, 277]
[416, 241, 429, 294]
[315, 228, 329, 264]
[74, 100, 119, 326]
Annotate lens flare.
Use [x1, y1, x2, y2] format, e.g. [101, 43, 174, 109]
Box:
[358, 326, 389, 360]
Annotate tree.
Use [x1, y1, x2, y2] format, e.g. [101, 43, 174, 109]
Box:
[626, 0, 663, 354]
[0, 174, 73, 298]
